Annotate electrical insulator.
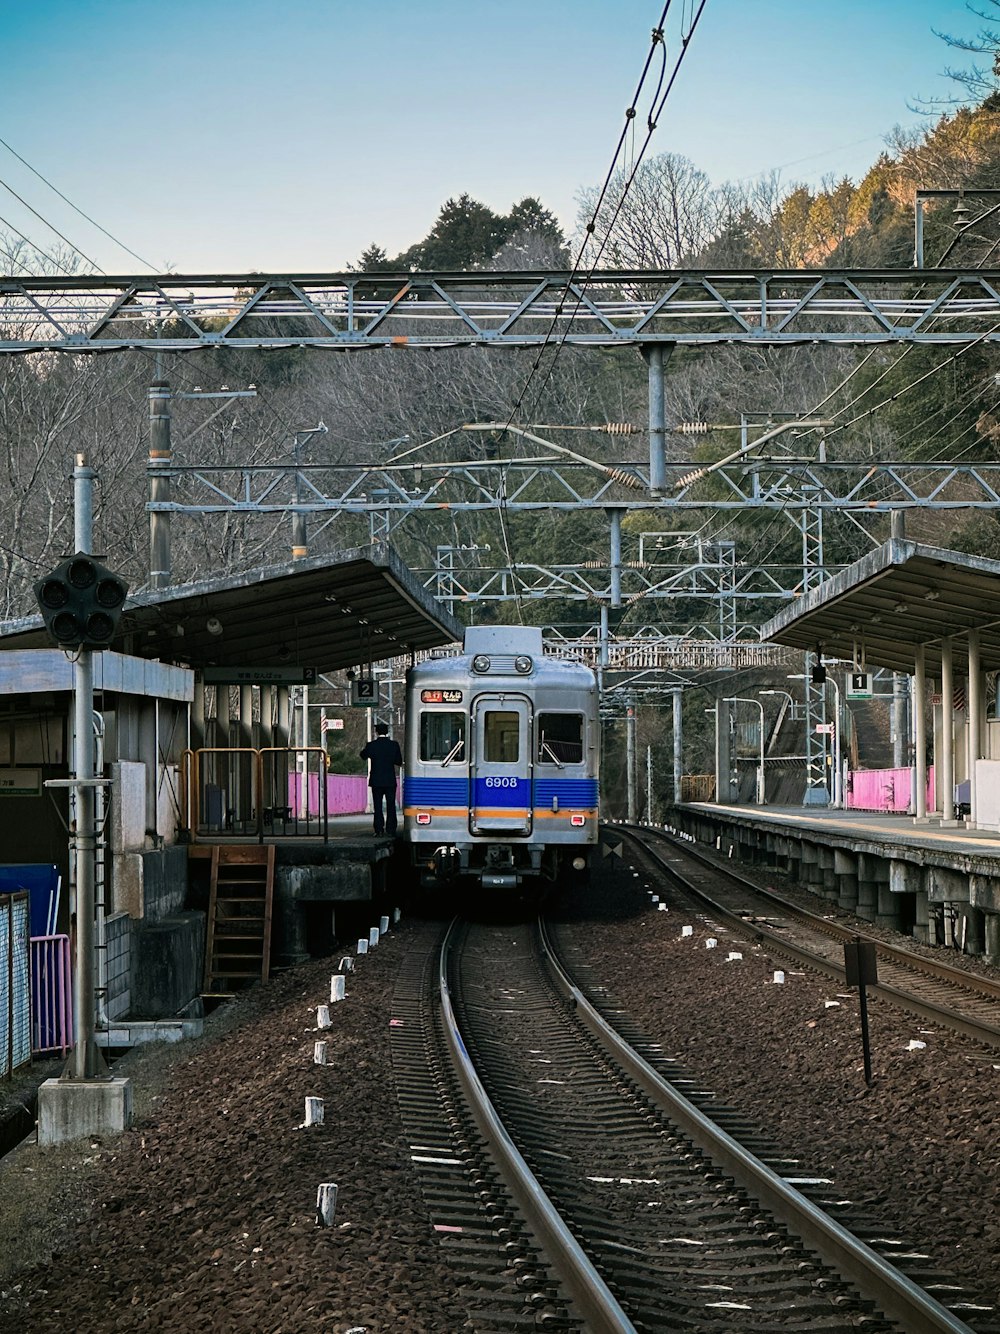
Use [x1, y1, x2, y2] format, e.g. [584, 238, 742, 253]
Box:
[677, 421, 711, 435]
[675, 469, 707, 488]
[605, 467, 643, 490]
[600, 422, 638, 435]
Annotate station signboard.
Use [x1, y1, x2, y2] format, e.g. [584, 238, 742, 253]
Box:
[846, 672, 873, 699]
[350, 677, 377, 707]
[202, 666, 317, 685]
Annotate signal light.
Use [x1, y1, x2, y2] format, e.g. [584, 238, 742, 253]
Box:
[34, 553, 129, 650]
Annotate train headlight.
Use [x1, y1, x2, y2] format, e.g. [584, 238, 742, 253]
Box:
[570, 814, 586, 827]
[472, 654, 490, 673]
[572, 856, 587, 870]
[514, 655, 533, 674]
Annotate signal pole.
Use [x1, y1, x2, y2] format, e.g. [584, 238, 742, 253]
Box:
[70, 453, 101, 1078]
[37, 456, 132, 1144]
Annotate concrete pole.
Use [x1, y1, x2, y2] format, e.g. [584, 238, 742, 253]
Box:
[714, 700, 731, 803]
[672, 687, 683, 805]
[968, 628, 982, 824]
[646, 745, 652, 824]
[609, 510, 622, 609]
[148, 380, 172, 590]
[277, 687, 291, 746]
[892, 672, 907, 769]
[292, 432, 308, 559]
[626, 702, 636, 822]
[69, 454, 103, 1079]
[941, 637, 955, 822]
[240, 683, 254, 743]
[914, 645, 927, 819]
[191, 677, 206, 749]
[643, 344, 671, 494]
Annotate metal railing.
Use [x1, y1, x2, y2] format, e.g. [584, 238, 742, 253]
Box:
[30, 934, 73, 1057]
[181, 746, 329, 842]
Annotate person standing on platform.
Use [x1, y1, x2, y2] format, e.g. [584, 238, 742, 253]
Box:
[359, 722, 403, 836]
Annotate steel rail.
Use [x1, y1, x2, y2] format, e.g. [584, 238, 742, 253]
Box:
[620, 824, 1000, 1049]
[537, 916, 978, 1334]
[437, 918, 637, 1334]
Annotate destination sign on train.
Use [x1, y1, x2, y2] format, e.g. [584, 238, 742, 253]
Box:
[421, 689, 463, 704]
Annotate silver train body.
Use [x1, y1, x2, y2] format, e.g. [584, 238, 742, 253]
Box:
[403, 626, 599, 891]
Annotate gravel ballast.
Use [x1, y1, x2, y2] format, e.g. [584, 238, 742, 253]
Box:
[0, 854, 998, 1331]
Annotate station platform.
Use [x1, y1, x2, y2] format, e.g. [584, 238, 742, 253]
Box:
[690, 803, 1000, 861]
[186, 813, 403, 969]
[667, 802, 1000, 958]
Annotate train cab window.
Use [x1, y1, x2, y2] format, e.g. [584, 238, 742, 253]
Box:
[537, 712, 583, 765]
[484, 711, 520, 763]
[420, 712, 465, 764]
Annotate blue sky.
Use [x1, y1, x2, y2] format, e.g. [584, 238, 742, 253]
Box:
[0, 0, 982, 273]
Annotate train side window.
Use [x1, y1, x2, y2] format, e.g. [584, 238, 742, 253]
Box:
[420, 711, 465, 764]
[537, 712, 583, 765]
[484, 711, 520, 763]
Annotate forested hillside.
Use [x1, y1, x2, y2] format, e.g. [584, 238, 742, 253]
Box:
[4, 73, 1000, 631]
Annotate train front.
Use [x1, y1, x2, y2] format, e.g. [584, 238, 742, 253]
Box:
[403, 626, 599, 893]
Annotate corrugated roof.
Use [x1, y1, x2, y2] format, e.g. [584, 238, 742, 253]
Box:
[759, 539, 1000, 676]
[0, 545, 462, 671]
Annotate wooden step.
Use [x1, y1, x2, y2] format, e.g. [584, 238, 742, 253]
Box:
[203, 845, 274, 994]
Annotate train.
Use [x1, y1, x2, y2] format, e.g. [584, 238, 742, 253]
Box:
[402, 626, 600, 893]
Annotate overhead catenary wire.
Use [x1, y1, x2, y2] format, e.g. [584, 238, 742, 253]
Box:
[497, 2, 708, 617]
[0, 172, 104, 274]
[0, 135, 159, 273]
[0, 211, 82, 276]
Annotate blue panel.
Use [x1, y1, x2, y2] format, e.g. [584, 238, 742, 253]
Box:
[0, 864, 61, 936]
[472, 777, 531, 808]
[533, 779, 599, 807]
[404, 776, 469, 805]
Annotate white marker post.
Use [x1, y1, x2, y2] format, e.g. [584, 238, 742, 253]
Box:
[316, 1182, 338, 1226]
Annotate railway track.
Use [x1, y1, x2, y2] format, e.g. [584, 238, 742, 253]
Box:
[617, 822, 1000, 1050]
[391, 914, 985, 1333]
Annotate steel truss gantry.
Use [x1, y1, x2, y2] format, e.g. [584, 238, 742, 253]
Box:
[146, 457, 1000, 523]
[7, 268, 1000, 352]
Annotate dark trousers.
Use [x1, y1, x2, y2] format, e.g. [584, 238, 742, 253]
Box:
[371, 784, 397, 835]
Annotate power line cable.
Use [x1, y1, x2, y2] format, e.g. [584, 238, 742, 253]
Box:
[0, 172, 103, 273]
[497, 2, 709, 618]
[0, 211, 81, 276]
[0, 136, 159, 272]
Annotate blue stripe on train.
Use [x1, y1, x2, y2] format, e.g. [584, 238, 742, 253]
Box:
[405, 776, 599, 807]
[404, 776, 468, 804]
[533, 779, 599, 806]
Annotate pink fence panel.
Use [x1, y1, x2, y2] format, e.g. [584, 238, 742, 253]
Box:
[288, 774, 400, 817]
[30, 934, 73, 1057]
[327, 775, 369, 814]
[846, 766, 935, 813]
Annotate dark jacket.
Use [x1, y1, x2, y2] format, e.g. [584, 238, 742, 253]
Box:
[359, 735, 403, 787]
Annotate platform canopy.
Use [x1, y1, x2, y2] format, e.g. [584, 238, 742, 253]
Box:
[0, 545, 462, 672]
[760, 539, 1000, 677]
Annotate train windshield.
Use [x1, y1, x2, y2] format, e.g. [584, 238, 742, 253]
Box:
[420, 711, 466, 764]
[537, 712, 583, 765]
[483, 711, 520, 763]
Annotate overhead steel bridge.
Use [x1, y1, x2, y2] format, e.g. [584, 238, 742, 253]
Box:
[4, 268, 1000, 352]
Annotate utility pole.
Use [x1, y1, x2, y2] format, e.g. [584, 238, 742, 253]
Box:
[148, 378, 172, 590]
[147, 378, 258, 588]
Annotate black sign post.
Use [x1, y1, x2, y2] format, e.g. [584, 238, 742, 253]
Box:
[844, 936, 878, 1086]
